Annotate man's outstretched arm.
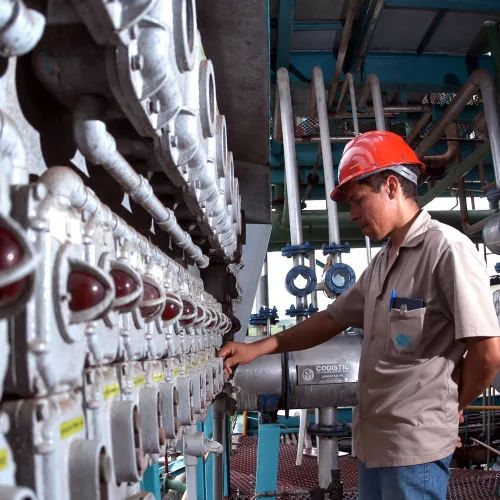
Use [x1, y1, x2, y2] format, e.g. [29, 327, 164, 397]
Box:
[218, 310, 347, 375]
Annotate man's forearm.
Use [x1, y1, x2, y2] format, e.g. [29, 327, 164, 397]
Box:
[459, 346, 500, 410]
[253, 310, 346, 357]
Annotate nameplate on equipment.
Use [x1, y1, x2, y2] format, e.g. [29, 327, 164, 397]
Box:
[296, 362, 359, 385]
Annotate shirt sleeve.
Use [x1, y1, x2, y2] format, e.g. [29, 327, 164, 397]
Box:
[326, 261, 372, 329]
[436, 242, 500, 340]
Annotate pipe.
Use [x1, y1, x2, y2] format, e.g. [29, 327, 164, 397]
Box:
[406, 108, 433, 146]
[329, 105, 431, 120]
[278, 68, 303, 248]
[465, 406, 500, 411]
[485, 21, 500, 89]
[457, 177, 469, 231]
[242, 411, 248, 436]
[347, 73, 360, 137]
[423, 141, 460, 170]
[418, 141, 491, 208]
[415, 70, 500, 191]
[255, 255, 269, 335]
[355, 0, 386, 84]
[357, 74, 385, 131]
[469, 437, 500, 457]
[73, 95, 209, 268]
[165, 478, 187, 494]
[326, 0, 359, 109]
[313, 67, 340, 247]
[347, 73, 372, 263]
[0, 0, 45, 57]
[318, 408, 338, 489]
[308, 254, 318, 310]
[294, 136, 353, 144]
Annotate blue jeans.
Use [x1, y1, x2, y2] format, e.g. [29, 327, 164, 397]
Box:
[358, 455, 452, 500]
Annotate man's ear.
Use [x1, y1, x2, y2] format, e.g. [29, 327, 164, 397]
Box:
[386, 175, 399, 200]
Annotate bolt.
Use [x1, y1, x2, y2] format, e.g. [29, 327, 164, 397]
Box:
[130, 54, 144, 71]
[170, 135, 178, 148]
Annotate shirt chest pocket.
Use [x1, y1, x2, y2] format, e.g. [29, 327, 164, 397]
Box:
[386, 307, 429, 362]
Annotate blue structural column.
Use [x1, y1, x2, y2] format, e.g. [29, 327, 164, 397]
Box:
[141, 462, 161, 500]
[224, 415, 231, 497]
[255, 423, 282, 500]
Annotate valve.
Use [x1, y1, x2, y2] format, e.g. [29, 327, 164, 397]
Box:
[281, 242, 315, 258]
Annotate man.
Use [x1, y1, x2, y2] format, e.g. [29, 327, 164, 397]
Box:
[219, 131, 500, 500]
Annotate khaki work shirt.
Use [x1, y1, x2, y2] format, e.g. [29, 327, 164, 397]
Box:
[327, 210, 500, 468]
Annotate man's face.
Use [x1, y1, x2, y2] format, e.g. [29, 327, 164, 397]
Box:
[345, 182, 394, 241]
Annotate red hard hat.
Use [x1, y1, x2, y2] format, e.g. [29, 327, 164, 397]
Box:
[330, 131, 425, 202]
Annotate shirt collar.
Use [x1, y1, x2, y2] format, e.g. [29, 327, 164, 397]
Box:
[384, 210, 431, 252]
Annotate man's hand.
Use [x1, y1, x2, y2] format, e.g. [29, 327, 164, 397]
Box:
[218, 341, 260, 377]
[456, 410, 465, 448]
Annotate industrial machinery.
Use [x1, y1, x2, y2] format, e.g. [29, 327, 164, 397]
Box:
[2, 0, 500, 500]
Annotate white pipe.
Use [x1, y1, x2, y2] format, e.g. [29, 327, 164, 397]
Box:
[0, 0, 45, 57]
[73, 96, 209, 268]
[313, 67, 340, 250]
[358, 74, 385, 131]
[277, 69, 303, 248]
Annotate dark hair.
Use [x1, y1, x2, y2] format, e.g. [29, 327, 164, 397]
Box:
[356, 164, 421, 203]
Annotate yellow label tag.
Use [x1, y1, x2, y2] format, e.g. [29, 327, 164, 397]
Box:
[153, 372, 164, 383]
[103, 383, 120, 401]
[201, 358, 207, 364]
[134, 375, 145, 387]
[186, 363, 192, 371]
[192, 361, 199, 367]
[0, 448, 7, 471]
[173, 367, 181, 377]
[60, 416, 85, 440]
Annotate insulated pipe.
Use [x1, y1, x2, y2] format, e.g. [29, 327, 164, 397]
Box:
[73, 95, 209, 268]
[314, 67, 343, 490]
[0, 0, 45, 57]
[423, 141, 460, 170]
[313, 67, 340, 249]
[318, 407, 338, 489]
[415, 69, 500, 189]
[278, 69, 304, 248]
[357, 74, 385, 131]
[346, 74, 372, 263]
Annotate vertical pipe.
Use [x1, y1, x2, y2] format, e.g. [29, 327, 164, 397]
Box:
[488, 386, 492, 469]
[256, 255, 269, 335]
[406, 109, 432, 146]
[485, 21, 500, 89]
[313, 67, 340, 250]
[317, 408, 338, 489]
[347, 73, 372, 263]
[278, 68, 303, 247]
[369, 74, 386, 132]
[483, 390, 487, 436]
[309, 254, 318, 310]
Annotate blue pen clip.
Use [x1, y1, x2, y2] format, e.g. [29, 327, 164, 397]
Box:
[389, 290, 396, 311]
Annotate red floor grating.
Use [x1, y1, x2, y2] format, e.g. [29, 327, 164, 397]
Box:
[229, 435, 500, 500]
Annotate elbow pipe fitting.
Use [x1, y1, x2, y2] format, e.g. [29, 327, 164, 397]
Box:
[0, 0, 46, 57]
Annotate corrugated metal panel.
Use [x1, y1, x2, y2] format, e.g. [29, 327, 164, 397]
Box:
[426, 11, 500, 54]
[370, 8, 437, 52]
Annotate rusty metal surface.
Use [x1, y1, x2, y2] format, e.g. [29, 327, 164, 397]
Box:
[229, 435, 500, 500]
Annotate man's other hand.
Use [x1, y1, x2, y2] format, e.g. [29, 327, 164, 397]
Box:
[456, 410, 465, 448]
[217, 342, 259, 377]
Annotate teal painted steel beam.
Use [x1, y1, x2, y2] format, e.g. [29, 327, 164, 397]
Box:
[255, 423, 281, 500]
[270, 20, 344, 31]
[280, 52, 494, 87]
[418, 141, 491, 207]
[386, 0, 500, 12]
[276, 0, 296, 70]
[141, 463, 161, 500]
